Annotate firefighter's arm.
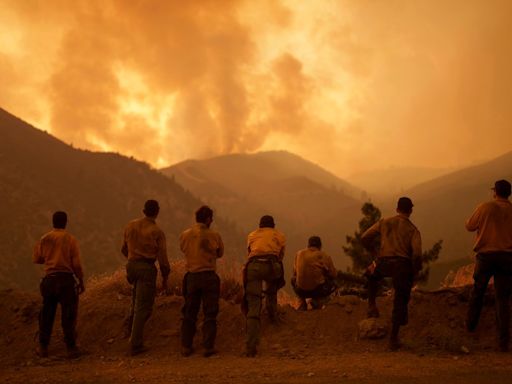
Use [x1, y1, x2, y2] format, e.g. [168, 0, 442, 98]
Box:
[465, 204, 482, 232]
[71, 239, 85, 294]
[217, 234, 224, 259]
[32, 241, 44, 264]
[411, 230, 423, 274]
[361, 221, 381, 251]
[121, 228, 128, 258]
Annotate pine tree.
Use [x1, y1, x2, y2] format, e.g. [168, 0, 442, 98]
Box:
[342, 202, 381, 273]
[416, 239, 443, 283]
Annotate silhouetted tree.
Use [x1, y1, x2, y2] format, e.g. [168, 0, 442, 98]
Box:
[342, 202, 381, 272]
[416, 239, 443, 284]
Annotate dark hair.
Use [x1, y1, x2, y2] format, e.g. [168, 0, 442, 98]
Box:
[196, 205, 213, 224]
[259, 215, 275, 228]
[52, 211, 68, 229]
[143, 199, 160, 217]
[494, 179, 511, 198]
[397, 197, 414, 213]
[308, 236, 322, 248]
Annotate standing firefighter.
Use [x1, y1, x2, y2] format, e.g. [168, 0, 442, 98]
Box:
[292, 236, 337, 311]
[361, 197, 422, 350]
[243, 215, 286, 357]
[122, 199, 170, 356]
[33, 211, 84, 359]
[466, 179, 512, 352]
[179, 205, 224, 357]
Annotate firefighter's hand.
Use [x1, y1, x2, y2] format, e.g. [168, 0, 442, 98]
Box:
[365, 261, 377, 277]
[78, 279, 85, 295]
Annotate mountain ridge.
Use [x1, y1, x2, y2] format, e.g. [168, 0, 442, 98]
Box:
[0, 107, 245, 289]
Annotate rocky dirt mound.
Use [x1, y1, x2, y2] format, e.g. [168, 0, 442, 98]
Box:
[0, 270, 506, 368]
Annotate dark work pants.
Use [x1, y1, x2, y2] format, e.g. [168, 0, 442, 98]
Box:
[39, 273, 78, 348]
[292, 279, 336, 300]
[181, 271, 220, 350]
[467, 252, 512, 347]
[245, 259, 282, 351]
[126, 260, 157, 349]
[367, 257, 413, 326]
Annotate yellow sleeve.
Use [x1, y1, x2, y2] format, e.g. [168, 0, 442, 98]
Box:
[465, 204, 483, 232]
[216, 233, 224, 259]
[32, 240, 44, 264]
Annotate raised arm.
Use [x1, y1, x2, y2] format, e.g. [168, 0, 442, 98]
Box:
[465, 204, 483, 232]
[361, 220, 381, 250]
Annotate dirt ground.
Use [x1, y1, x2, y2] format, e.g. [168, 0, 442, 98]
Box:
[1, 272, 511, 384]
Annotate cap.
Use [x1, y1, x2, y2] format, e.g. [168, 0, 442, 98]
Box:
[397, 197, 414, 212]
[259, 215, 275, 228]
[492, 179, 511, 197]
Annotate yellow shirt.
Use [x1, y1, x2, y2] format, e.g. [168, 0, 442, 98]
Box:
[466, 198, 512, 253]
[362, 214, 422, 260]
[293, 247, 337, 291]
[122, 217, 170, 277]
[33, 229, 83, 279]
[180, 223, 224, 273]
[247, 227, 286, 260]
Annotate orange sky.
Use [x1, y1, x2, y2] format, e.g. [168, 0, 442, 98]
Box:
[1, 0, 511, 177]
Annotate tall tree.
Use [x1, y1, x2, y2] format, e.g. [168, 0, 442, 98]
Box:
[342, 202, 381, 273]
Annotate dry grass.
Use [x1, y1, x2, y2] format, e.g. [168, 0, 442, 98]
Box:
[85, 261, 298, 305]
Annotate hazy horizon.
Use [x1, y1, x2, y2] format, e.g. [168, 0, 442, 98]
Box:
[1, 0, 511, 179]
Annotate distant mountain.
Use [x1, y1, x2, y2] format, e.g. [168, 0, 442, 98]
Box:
[401, 151, 512, 266]
[0, 108, 245, 289]
[162, 151, 363, 275]
[347, 166, 454, 199]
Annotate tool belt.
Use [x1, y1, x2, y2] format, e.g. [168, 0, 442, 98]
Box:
[249, 254, 279, 263]
[131, 257, 156, 265]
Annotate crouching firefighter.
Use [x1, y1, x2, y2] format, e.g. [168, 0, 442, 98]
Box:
[292, 236, 337, 310]
[242, 215, 286, 357]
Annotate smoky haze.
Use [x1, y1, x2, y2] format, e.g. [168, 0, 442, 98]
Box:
[1, 0, 511, 176]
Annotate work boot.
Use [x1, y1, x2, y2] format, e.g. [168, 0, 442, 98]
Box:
[203, 348, 218, 358]
[314, 296, 331, 308]
[36, 344, 48, 358]
[310, 298, 321, 310]
[388, 337, 402, 351]
[130, 345, 148, 356]
[268, 311, 283, 325]
[245, 348, 257, 358]
[388, 323, 401, 351]
[367, 304, 380, 319]
[181, 346, 194, 357]
[123, 314, 133, 339]
[297, 299, 307, 311]
[67, 346, 82, 359]
[464, 319, 477, 333]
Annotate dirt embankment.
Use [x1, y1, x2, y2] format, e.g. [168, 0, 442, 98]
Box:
[1, 271, 511, 384]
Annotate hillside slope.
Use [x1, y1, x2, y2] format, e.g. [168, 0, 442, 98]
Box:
[348, 166, 453, 199]
[162, 152, 363, 273]
[0, 108, 245, 289]
[402, 151, 512, 263]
